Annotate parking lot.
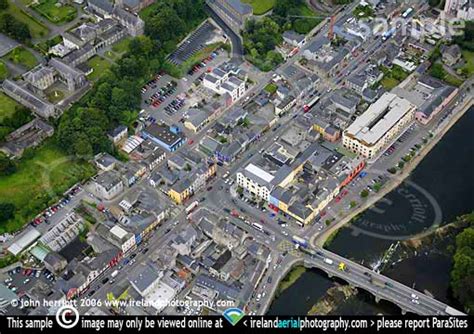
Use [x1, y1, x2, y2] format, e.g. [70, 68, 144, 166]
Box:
[141, 49, 230, 126]
[167, 20, 221, 65]
[4, 265, 55, 297]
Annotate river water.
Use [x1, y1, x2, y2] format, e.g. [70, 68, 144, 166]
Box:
[268, 107, 474, 315]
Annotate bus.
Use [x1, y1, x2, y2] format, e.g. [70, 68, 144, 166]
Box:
[402, 7, 413, 19]
[292, 235, 308, 248]
[185, 201, 199, 214]
[252, 222, 263, 232]
[303, 95, 320, 113]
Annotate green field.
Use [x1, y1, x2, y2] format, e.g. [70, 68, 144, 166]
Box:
[462, 50, 474, 77]
[264, 82, 278, 94]
[381, 77, 399, 90]
[0, 142, 96, 233]
[32, 0, 76, 25]
[46, 89, 65, 103]
[0, 61, 7, 81]
[111, 37, 131, 54]
[104, 50, 119, 61]
[242, 0, 275, 15]
[0, 93, 19, 123]
[4, 47, 38, 70]
[6, 0, 49, 38]
[86, 56, 112, 81]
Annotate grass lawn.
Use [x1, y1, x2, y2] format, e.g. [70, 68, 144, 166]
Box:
[444, 73, 463, 87]
[32, 0, 77, 25]
[0, 142, 96, 233]
[171, 42, 223, 78]
[139, 3, 158, 20]
[461, 50, 474, 77]
[104, 50, 119, 61]
[3, 47, 38, 70]
[6, 0, 49, 38]
[111, 37, 131, 54]
[46, 89, 65, 103]
[0, 93, 19, 123]
[0, 61, 7, 81]
[242, 0, 275, 15]
[86, 56, 112, 81]
[264, 82, 278, 94]
[381, 77, 399, 90]
[291, 4, 325, 34]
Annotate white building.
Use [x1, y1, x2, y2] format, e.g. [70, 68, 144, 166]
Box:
[109, 225, 135, 253]
[91, 171, 124, 200]
[202, 68, 246, 103]
[343, 93, 416, 159]
[236, 163, 275, 201]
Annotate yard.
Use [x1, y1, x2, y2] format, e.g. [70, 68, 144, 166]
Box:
[242, 0, 275, 15]
[380, 65, 409, 90]
[0, 61, 7, 81]
[0, 92, 19, 123]
[32, 0, 77, 25]
[0, 142, 95, 233]
[3, 47, 38, 70]
[111, 37, 131, 54]
[86, 56, 112, 81]
[264, 82, 278, 94]
[461, 50, 474, 77]
[6, 0, 49, 38]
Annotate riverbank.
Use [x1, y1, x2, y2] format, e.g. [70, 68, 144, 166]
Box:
[274, 266, 306, 297]
[307, 285, 358, 315]
[312, 97, 474, 248]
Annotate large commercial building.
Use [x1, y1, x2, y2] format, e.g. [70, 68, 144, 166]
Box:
[343, 93, 416, 159]
[206, 0, 252, 34]
[142, 124, 185, 152]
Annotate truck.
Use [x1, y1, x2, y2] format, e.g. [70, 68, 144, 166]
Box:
[252, 222, 263, 232]
[111, 270, 119, 279]
[382, 27, 396, 41]
[370, 276, 385, 288]
[402, 7, 413, 18]
[292, 235, 308, 248]
[185, 201, 199, 214]
[323, 258, 334, 265]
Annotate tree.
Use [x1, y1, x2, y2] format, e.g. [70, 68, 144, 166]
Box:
[451, 227, 474, 313]
[430, 63, 446, 80]
[0, 13, 31, 42]
[0, 155, 16, 176]
[0, 203, 15, 222]
[0, 0, 8, 10]
[360, 189, 369, 198]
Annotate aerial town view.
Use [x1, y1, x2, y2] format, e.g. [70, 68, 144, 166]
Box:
[0, 0, 473, 332]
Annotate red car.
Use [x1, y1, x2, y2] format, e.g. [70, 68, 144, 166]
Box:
[188, 139, 194, 145]
[335, 196, 342, 203]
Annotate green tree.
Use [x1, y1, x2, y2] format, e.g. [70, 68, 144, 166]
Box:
[0, 155, 16, 176]
[0, 0, 8, 10]
[451, 227, 474, 313]
[430, 63, 446, 80]
[0, 202, 15, 222]
[360, 189, 369, 198]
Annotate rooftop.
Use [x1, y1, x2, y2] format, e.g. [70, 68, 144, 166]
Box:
[344, 93, 416, 146]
